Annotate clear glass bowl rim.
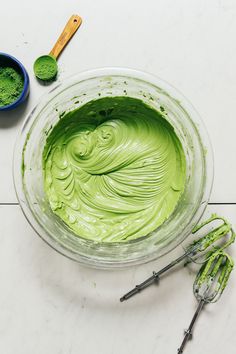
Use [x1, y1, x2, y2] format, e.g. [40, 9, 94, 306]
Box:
[13, 67, 214, 269]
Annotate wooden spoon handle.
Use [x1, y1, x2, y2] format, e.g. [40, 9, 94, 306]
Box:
[50, 14, 82, 59]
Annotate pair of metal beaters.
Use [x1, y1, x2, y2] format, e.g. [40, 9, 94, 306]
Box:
[120, 214, 235, 353]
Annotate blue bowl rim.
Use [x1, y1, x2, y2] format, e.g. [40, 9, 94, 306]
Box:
[0, 52, 29, 111]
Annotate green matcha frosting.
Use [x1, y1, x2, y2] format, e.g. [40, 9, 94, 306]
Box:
[43, 97, 186, 242]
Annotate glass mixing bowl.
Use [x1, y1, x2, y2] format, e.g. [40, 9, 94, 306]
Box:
[13, 68, 214, 269]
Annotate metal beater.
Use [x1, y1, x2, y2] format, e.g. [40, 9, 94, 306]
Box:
[177, 249, 234, 353]
[120, 214, 235, 302]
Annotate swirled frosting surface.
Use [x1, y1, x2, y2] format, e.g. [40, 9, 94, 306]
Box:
[43, 97, 186, 242]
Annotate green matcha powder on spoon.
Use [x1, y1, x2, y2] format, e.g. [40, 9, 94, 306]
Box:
[33, 14, 82, 81]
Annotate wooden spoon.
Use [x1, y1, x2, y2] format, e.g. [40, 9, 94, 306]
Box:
[33, 14, 82, 81]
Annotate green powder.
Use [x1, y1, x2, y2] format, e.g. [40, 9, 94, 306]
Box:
[0, 67, 24, 107]
[33, 55, 58, 81]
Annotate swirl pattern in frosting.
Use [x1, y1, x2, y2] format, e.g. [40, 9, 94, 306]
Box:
[43, 97, 186, 242]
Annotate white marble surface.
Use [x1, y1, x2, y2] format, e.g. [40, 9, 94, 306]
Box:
[0, 1, 236, 353]
[0, 205, 235, 354]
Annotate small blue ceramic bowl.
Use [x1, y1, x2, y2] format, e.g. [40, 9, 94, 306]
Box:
[0, 52, 30, 111]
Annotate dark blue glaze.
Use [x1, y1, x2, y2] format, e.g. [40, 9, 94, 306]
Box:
[0, 52, 30, 111]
